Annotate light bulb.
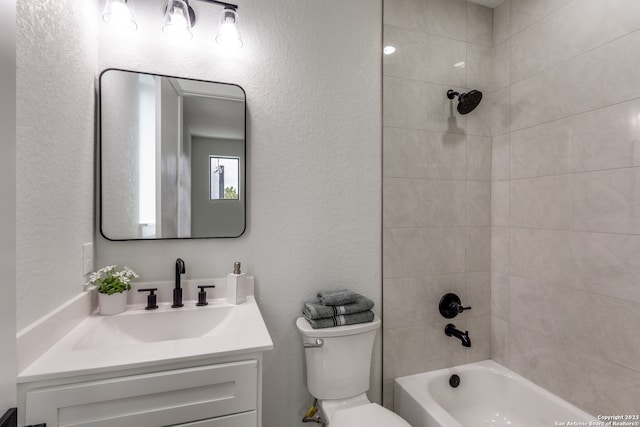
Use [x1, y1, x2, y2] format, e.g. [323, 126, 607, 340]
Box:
[162, 0, 193, 40]
[102, 0, 138, 32]
[215, 8, 242, 49]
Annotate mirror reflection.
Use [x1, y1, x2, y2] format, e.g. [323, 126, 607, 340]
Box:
[100, 69, 246, 240]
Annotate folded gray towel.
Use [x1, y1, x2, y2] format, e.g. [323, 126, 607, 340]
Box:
[317, 289, 358, 306]
[303, 294, 374, 320]
[304, 310, 375, 329]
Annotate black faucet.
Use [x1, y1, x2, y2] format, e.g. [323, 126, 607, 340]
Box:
[445, 324, 471, 347]
[172, 258, 185, 308]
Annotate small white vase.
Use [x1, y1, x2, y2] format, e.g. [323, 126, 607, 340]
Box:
[98, 291, 128, 315]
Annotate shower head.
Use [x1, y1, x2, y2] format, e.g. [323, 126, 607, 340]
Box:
[447, 89, 483, 115]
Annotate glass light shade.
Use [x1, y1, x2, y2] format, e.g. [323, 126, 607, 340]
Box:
[162, 0, 193, 40]
[215, 8, 242, 49]
[102, 0, 138, 32]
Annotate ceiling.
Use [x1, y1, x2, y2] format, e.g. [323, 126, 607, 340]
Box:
[468, 0, 504, 8]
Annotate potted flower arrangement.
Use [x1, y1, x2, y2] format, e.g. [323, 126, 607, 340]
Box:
[87, 265, 139, 315]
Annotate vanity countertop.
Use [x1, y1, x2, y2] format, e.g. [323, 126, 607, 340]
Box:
[18, 296, 273, 383]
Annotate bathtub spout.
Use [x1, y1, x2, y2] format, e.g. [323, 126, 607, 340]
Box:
[445, 324, 471, 347]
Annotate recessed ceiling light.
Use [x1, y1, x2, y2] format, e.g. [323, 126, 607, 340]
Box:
[383, 45, 396, 55]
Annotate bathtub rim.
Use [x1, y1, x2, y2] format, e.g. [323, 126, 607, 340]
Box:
[394, 359, 596, 427]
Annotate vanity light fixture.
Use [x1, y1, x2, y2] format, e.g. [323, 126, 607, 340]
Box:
[102, 0, 242, 48]
[162, 0, 242, 49]
[102, 0, 138, 32]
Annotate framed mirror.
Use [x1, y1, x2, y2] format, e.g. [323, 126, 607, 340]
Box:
[99, 69, 246, 240]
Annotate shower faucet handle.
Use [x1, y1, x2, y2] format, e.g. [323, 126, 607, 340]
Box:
[439, 293, 471, 319]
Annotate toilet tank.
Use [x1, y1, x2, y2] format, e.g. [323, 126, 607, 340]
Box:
[296, 316, 381, 400]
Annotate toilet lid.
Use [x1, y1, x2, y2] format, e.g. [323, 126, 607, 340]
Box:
[330, 403, 410, 427]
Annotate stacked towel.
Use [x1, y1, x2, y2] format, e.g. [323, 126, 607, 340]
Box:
[305, 310, 374, 329]
[303, 294, 374, 319]
[303, 289, 375, 329]
[317, 289, 358, 306]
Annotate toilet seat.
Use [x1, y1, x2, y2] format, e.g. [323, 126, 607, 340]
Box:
[330, 403, 410, 427]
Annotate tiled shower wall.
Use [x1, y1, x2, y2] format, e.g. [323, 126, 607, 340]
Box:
[490, 0, 640, 414]
[382, 0, 493, 407]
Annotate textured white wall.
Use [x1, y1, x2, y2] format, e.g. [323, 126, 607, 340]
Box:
[16, 0, 98, 330]
[96, 1, 382, 426]
[0, 0, 16, 408]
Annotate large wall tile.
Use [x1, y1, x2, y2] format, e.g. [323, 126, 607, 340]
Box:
[511, 168, 640, 234]
[570, 167, 640, 234]
[510, 31, 640, 131]
[467, 181, 491, 226]
[509, 324, 640, 414]
[383, 0, 467, 41]
[510, 228, 640, 304]
[467, 44, 493, 92]
[490, 316, 508, 365]
[491, 86, 510, 136]
[383, 25, 467, 87]
[492, 0, 510, 45]
[511, 0, 640, 83]
[383, 227, 466, 278]
[467, 316, 491, 362]
[511, 98, 640, 179]
[493, 39, 511, 91]
[384, 76, 467, 133]
[491, 226, 509, 274]
[510, 175, 572, 230]
[384, 323, 467, 380]
[466, 271, 491, 318]
[383, 277, 420, 330]
[510, 0, 572, 36]
[509, 275, 640, 372]
[467, 3, 492, 48]
[491, 133, 510, 181]
[491, 181, 509, 226]
[466, 90, 493, 137]
[466, 226, 491, 272]
[510, 228, 579, 289]
[467, 136, 492, 181]
[491, 271, 509, 319]
[384, 274, 466, 330]
[383, 178, 466, 228]
[383, 127, 466, 180]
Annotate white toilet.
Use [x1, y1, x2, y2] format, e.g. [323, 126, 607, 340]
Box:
[296, 316, 411, 427]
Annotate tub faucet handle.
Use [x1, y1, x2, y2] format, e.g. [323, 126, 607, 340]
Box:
[439, 293, 471, 318]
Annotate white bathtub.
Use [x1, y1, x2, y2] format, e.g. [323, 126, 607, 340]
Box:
[394, 360, 596, 427]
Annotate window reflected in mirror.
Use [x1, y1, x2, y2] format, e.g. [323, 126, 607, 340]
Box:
[210, 156, 240, 200]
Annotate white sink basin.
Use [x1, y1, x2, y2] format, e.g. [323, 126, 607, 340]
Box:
[72, 305, 235, 350]
[17, 278, 274, 383]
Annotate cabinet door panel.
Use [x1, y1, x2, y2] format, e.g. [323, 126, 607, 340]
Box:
[25, 360, 257, 427]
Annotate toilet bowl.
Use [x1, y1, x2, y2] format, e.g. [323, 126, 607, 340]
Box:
[296, 316, 410, 427]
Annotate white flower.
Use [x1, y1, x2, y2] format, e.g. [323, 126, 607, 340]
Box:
[88, 265, 139, 289]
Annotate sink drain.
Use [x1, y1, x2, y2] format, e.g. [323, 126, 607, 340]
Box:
[449, 374, 460, 388]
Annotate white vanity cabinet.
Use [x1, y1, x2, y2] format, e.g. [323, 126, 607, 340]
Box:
[20, 357, 264, 427]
